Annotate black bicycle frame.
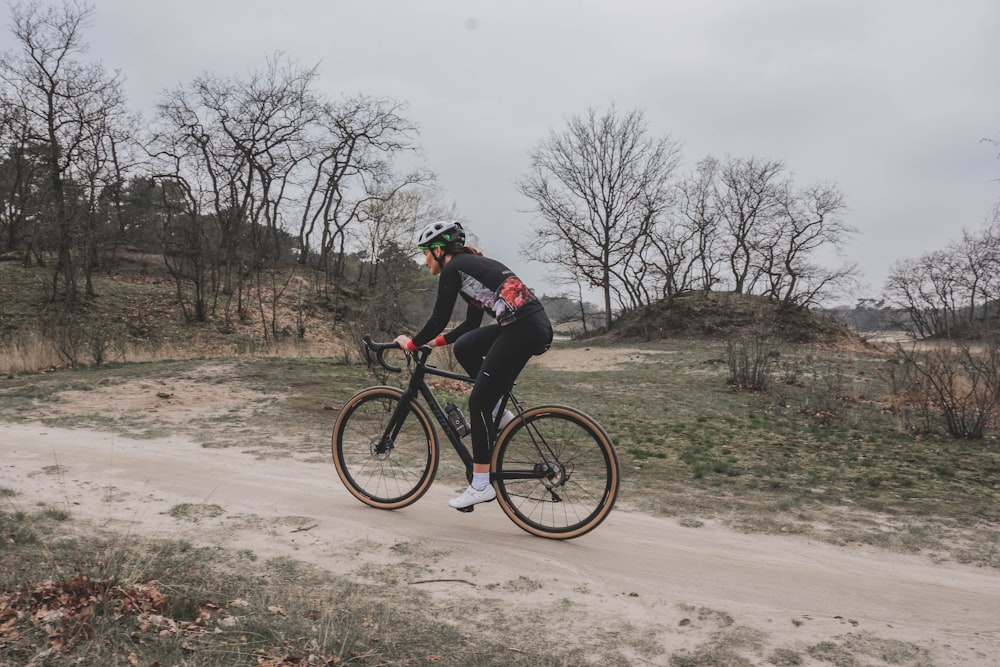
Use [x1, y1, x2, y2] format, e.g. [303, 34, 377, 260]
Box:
[396, 352, 476, 471]
[375, 345, 549, 483]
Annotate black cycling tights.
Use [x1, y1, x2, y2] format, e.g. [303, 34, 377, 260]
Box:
[452, 315, 552, 465]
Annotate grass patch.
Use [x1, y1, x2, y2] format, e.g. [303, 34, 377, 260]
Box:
[807, 633, 933, 666]
[165, 503, 225, 522]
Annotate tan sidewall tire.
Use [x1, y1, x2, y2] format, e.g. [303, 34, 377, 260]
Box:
[332, 385, 438, 510]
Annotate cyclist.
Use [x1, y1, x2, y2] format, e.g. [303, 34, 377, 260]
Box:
[394, 220, 553, 509]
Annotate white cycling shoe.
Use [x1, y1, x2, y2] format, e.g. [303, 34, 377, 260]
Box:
[448, 483, 496, 509]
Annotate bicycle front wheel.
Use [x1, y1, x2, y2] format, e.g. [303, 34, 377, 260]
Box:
[493, 405, 620, 539]
[332, 386, 438, 510]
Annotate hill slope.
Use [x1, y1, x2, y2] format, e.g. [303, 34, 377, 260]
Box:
[607, 291, 865, 346]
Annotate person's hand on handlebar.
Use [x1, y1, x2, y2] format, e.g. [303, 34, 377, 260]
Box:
[393, 335, 446, 352]
[393, 334, 417, 351]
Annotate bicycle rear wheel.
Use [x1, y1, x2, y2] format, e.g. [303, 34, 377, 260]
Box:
[492, 405, 619, 539]
[332, 386, 438, 509]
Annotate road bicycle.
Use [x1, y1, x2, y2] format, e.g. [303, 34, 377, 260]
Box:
[331, 335, 620, 539]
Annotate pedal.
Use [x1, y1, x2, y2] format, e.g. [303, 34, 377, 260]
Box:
[456, 505, 475, 513]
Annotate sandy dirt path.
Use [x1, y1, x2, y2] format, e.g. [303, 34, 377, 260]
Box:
[3, 421, 998, 666]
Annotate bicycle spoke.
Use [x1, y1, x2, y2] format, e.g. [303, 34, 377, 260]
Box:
[333, 388, 438, 509]
[494, 407, 619, 539]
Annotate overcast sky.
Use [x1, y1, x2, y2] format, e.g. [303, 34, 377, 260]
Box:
[4, 0, 998, 305]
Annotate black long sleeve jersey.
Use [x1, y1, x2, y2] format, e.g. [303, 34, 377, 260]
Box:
[411, 252, 545, 347]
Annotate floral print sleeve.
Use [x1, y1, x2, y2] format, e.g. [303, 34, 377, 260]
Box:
[493, 277, 537, 324]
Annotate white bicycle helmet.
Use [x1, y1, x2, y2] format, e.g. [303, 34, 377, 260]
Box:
[417, 220, 466, 249]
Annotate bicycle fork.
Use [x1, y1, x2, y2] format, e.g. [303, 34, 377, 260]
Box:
[374, 393, 413, 456]
[373, 368, 427, 455]
[376, 381, 476, 472]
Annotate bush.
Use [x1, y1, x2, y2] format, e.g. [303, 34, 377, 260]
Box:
[889, 338, 1000, 439]
[725, 330, 778, 391]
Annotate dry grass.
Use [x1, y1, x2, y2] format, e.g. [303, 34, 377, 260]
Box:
[0, 328, 61, 374]
[0, 326, 349, 375]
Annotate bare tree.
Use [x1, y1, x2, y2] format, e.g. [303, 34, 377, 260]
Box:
[886, 251, 963, 338]
[667, 156, 725, 294]
[149, 54, 431, 339]
[1, 0, 130, 305]
[979, 216, 1000, 318]
[714, 156, 786, 295]
[297, 94, 426, 278]
[75, 88, 139, 298]
[951, 220, 1000, 324]
[766, 182, 856, 306]
[225, 55, 321, 342]
[646, 217, 698, 301]
[0, 98, 41, 260]
[354, 183, 447, 289]
[670, 155, 857, 307]
[152, 77, 250, 324]
[151, 54, 324, 334]
[886, 258, 933, 337]
[154, 173, 216, 323]
[518, 105, 682, 329]
[886, 217, 1000, 338]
